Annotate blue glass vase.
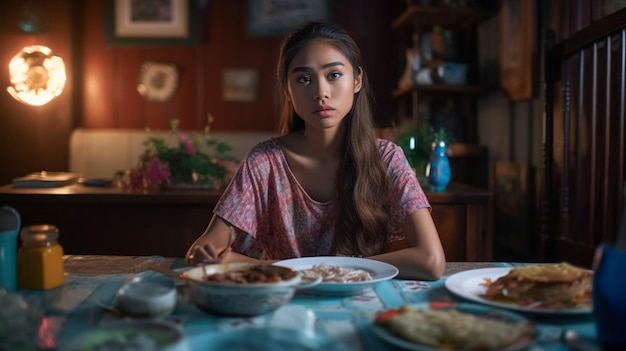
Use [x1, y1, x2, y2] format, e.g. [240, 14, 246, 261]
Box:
[426, 140, 451, 192]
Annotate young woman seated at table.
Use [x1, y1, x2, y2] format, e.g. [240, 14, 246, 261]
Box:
[186, 21, 445, 280]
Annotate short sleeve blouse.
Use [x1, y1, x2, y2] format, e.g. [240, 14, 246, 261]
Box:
[214, 137, 430, 259]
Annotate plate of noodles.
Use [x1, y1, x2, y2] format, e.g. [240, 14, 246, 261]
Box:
[273, 256, 398, 296]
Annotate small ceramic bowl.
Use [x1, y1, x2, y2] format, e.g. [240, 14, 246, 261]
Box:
[182, 263, 320, 316]
[116, 275, 177, 318]
[63, 320, 187, 351]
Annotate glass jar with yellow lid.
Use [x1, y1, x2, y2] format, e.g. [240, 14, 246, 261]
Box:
[17, 224, 64, 290]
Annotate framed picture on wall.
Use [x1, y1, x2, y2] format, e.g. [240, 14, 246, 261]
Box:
[222, 69, 259, 102]
[247, 0, 330, 37]
[105, 0, 201, 45]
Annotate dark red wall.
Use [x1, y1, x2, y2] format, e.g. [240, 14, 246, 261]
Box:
[81, 0, 285, 131]
[0, 0, 401, 185]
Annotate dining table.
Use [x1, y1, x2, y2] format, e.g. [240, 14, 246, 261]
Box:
[11, 255, 599, 351]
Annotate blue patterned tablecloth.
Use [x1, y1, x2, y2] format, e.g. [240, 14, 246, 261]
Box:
[18, 256, 598, 351]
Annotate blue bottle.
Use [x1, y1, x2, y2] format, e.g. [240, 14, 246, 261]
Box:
[426, 140, 451, 192]
[0, 206, 20, 291]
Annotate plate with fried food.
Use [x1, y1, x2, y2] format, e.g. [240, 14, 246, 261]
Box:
[445, 263, 593, 314]
[372, 302, 537, 351]
[273, 256, 398, 296]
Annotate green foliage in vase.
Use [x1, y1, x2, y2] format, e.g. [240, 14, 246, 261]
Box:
[432, 127, 453, 145]
[396, 122, 453, 175]
[127, 118, 239, 190]
[142, 135, 233, 183]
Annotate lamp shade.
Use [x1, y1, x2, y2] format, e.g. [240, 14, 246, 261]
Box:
[7, 45, 66, 106]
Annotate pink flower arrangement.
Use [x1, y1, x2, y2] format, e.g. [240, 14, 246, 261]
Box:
[126, 119, 238, 190]
[127, 156, 171, 189]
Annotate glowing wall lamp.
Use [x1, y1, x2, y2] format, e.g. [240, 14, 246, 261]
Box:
[7, 45, 66, 106]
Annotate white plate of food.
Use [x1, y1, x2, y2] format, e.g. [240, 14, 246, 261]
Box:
[273, 256, 398, 296]
[445, 264, 593, 314]
[371, 302, 537, 351]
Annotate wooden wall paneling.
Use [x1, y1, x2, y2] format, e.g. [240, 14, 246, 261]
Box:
[202, 38, 227, 130]
[542, 8, 626, 267]
[113, 50, 143, 128]
[204, 0, 237, 131]
[247, 41, 285, 131]
[82, 0, 113, 128]
[194, 46, 207, 127]
[601, 30, 625, 244]
[618, 29, 626, 223]
[172, 48, 202, 128]
[571, 48, 590, 249]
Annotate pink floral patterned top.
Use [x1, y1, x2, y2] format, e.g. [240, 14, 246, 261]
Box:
[214, 137, 430, 259]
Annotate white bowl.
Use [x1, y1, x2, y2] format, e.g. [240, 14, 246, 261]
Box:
[116, 276, 177, 318]
[182, 263, 319, 316]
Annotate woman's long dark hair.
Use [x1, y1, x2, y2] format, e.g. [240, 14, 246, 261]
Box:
[275, 22, 391, 256]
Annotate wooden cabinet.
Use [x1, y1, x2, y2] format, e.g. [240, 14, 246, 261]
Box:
[0, 182, 492, 261]
[428, 182, 492, 262]
[391, 3, 493, 188]
[0, 184, 219, 258]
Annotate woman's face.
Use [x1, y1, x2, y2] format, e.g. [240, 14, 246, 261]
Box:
[286, 39, 362, 132]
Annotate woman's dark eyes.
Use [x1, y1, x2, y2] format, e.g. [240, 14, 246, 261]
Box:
[296, 71, 343, 83]
[297, 76, 311, 83]
[328, 72, 342, 80]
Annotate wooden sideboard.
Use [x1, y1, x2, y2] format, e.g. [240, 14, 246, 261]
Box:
[428, 182, 493, 262]
[0, 182, 492, 261]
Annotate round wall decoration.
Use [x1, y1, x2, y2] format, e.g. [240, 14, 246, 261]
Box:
[137, 62, 179, 102]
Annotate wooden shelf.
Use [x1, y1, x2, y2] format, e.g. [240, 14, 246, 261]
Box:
[390, 4, 492, 188]
[391, 84, 482, 98]
[446, 142, 486, 157]
[392, 6, 488, 30]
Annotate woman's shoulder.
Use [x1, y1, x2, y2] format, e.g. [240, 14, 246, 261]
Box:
[236, 137, 284, 175]
[376, 138, 403, 156]
[375, 138, 411, 171]
[245, 137, 282, 157]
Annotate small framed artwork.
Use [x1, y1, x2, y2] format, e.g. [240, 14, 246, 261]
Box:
[247, 0, 330, 37]
[105, 0, 200, 45]
[222, 69, 259, 102]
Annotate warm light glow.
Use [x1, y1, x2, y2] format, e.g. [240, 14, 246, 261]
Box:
[7, 45, 66, 106]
